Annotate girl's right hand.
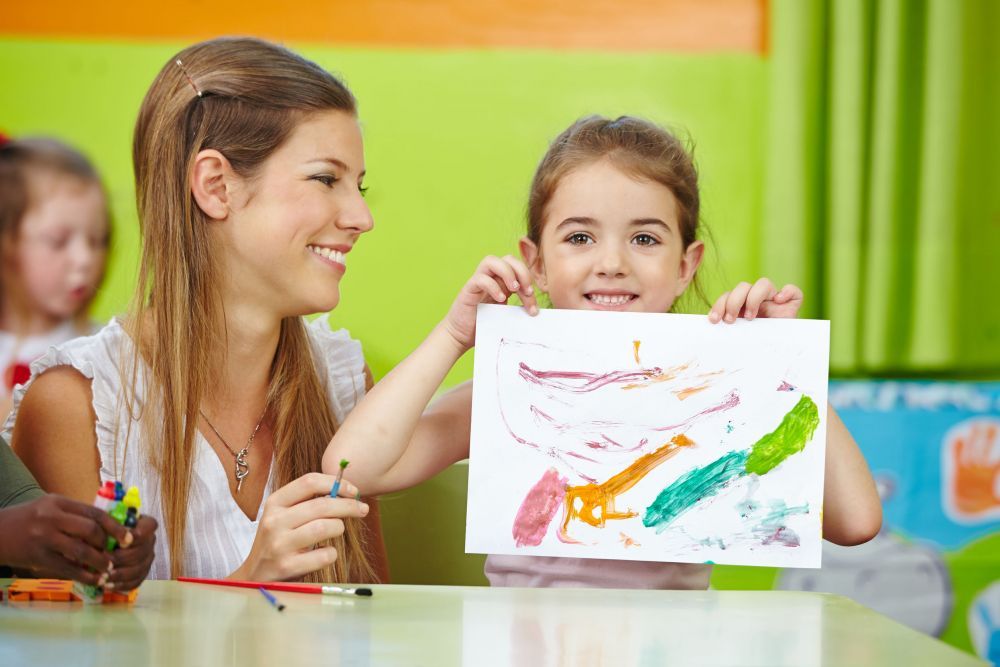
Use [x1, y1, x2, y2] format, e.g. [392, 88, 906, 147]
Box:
[233, 473, 368, 581]
[442, 255, 538, 351]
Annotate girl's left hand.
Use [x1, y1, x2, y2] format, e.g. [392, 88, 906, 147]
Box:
[708, 278, 803, 323]
[442, 255, 538, 351]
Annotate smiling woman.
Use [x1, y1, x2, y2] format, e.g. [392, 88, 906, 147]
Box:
[3, 37, 386, 585]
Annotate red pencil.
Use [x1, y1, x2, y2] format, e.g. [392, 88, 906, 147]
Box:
[178, 576, 373, 597]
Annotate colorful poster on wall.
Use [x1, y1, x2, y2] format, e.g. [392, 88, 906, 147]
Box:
[466, 305, 830, 568]
[769, 381, 1000, 664]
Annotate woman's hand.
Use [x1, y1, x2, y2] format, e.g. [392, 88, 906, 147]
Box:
[442, 255, 538, 351]
[232, 472, 368, 582]
[0, 494, 137, 585]
[708, 278, 803, 323]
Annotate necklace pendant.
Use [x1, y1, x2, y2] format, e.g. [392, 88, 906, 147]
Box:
[235, 447, 250, 493]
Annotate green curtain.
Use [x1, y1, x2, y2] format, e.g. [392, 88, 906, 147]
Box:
[761, 0, 999, 376]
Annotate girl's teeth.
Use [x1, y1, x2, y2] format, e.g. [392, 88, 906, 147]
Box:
[308, 245, 345, 265]
[589, 294, 632, 306]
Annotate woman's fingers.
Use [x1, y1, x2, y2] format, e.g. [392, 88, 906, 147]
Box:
[280, 546, 340, 580]
[267, 472, 353, 509]
[285, 518, 348, 553]
[278, 495, 368, 534]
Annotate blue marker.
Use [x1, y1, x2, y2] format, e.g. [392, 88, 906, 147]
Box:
[258, 587, 285, 612]
[329, 459, 349, 498]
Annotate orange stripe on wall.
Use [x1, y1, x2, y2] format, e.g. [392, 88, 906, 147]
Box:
[2, 0, 767, 53]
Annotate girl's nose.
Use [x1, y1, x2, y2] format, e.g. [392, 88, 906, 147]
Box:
[596, 246, 628, 278]
[70, 236, 102, 270]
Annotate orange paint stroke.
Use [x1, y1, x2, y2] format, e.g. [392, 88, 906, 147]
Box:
[673, 383, 711, 400]
[622, 363, 690, 390]
[633, 340, 642, 364]
[560, 434, 695, 539]
[619, 532, 641, 548]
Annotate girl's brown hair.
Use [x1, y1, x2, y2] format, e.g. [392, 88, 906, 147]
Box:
[0, 137, 109, 331]
[526, 115, 707, 308]
[129, 36, 373, 582]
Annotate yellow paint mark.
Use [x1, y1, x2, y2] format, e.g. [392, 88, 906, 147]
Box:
[633, 340, 642, 364]
[559, 434, 696, 539]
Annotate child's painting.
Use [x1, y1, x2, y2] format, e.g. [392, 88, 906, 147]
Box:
[466, 305, 830, 568]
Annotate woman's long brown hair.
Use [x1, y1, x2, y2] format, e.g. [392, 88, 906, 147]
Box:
[129, 37, 374, 582]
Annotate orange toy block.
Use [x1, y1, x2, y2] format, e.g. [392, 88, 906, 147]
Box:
[8, 579, 76, 601]
[104, 588, 139, 603]
[6, 579, 139, 603]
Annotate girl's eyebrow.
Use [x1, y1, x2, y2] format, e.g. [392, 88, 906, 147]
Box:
[631, 218, 673, 234]
[555, 216, 597, 230]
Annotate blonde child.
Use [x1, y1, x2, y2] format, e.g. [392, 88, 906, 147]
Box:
[326, 115, 882, 588]
[0, 137, 109, 418]
[5, 38, 387, 583]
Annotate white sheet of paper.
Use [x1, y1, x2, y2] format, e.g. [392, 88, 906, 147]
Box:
[466, 304, 829, 568]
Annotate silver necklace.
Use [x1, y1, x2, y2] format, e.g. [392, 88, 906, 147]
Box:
[199, 408, 267, 493]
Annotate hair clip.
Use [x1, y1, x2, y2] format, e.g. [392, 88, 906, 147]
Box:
[175, 59, 203, 98]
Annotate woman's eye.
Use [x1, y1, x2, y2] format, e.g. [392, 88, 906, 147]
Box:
[633, 233, 659, 246]
[359, 185, 369, 197]
[567, 233, 593, 245]
[311, 174, 337, 187]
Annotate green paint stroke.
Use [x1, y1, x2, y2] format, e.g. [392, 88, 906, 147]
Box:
[643, 395, 820, 533]
[745, 395, 820, 475]
[643, 450, 748, 531]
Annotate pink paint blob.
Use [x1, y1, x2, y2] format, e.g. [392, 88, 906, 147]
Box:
[512, 468, 568, 547]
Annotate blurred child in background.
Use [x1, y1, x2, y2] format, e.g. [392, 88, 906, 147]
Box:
[0, 136, 109, 417]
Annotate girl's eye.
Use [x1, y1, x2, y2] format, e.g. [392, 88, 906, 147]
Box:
[359, 185, 369, 198]
[567, 232, 594, 245]
[633, 233, 659, 246]
[311, 174, 337, 187]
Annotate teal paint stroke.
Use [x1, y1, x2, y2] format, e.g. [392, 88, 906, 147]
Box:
[643, 449, 748, 532]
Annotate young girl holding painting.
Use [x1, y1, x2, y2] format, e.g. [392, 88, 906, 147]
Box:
[327, 115, 882, 588]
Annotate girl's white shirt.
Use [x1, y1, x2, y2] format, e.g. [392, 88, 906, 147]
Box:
[0, 320, 93, 399]
[1, 317, 366, 580]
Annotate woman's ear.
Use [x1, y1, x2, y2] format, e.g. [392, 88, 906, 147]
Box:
[190, 149, 234, 221]
[519, 236, 548, 292]
[675, 240, 705, 297]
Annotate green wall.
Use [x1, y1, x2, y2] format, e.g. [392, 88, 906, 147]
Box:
[0, 36, 767, 385]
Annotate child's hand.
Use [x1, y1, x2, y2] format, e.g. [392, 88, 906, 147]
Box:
[443, 255, 538, 351]
[234, 473, 368, 581]
[108, 514, 158, 592]
[0, 494, 133, 584]
[708, 278, 803, 323]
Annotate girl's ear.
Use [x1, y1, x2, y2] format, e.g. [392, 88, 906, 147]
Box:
[190, 149, 235, 221]
[519, 236, 548, 292]
[676, 240, 705, 297]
